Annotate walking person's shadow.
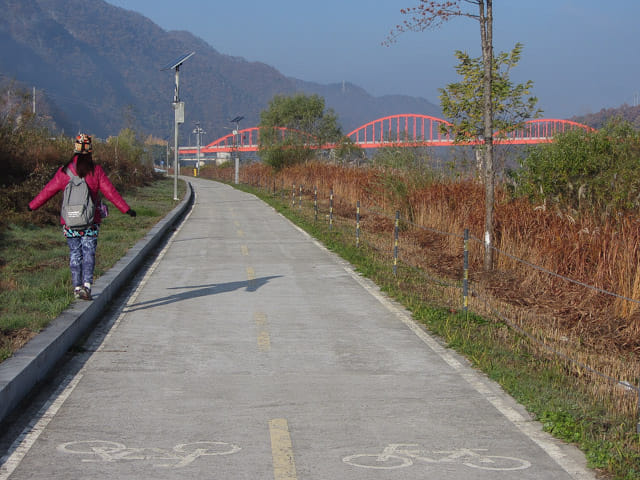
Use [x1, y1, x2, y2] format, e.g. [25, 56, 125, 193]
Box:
[124, 275, 282, 312]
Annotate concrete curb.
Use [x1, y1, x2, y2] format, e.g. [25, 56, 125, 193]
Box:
[0, 182, 195, 424]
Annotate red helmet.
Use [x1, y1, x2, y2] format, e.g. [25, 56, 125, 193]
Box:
[74, 133, 92, 154]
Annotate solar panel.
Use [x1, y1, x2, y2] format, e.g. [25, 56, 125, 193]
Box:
[161, 51, 195, 71]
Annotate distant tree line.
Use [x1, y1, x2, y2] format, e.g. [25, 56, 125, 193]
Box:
[572, 104, 640, 130]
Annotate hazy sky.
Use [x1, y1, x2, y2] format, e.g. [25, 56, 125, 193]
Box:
[106, 0, 640, 119]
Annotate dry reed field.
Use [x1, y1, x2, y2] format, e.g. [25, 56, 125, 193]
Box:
[201, 162, 640, 422]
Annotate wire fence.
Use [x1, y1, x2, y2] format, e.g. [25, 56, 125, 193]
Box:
[237, 174, 640, 432]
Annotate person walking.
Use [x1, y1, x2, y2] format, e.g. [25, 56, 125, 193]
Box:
[28, 134, 136, 300]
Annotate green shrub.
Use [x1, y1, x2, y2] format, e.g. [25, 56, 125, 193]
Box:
[510, 119, 640, 215]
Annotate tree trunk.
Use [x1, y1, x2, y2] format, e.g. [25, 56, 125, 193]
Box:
[479, 0, 494, 271]
[474, 146, 484, 176]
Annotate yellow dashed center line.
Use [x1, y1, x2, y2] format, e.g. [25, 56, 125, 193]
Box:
[241, 245, 249, 256]
[246, 266, 256, 291]
[254, 312, 267, 326]
[237, 229, 244, 237]
[254, 312, 270, 352]
[257, 332, 271, 351]
[269, 419, 297, 480]
[246, 266, 255, 281]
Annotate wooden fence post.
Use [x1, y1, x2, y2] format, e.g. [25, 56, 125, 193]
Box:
[329, 189, 334, 231]
[356, 201, 361, 248]
[314, 187, 318, 222]
[463, 228, 469, 317]
[393, 211, 399, 276]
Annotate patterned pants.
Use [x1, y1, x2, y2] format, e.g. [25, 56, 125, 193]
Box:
[66, 235, 98, 287]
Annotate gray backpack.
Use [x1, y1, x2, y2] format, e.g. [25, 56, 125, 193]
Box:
[61, 168, 95, 228]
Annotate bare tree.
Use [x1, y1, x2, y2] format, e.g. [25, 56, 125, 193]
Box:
[387, 0, 496, 270]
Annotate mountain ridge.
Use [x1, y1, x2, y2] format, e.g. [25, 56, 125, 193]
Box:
[571, 104, 640, 130]
[0, 0, 440, 142]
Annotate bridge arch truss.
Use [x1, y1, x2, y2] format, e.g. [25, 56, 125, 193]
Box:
[346, 114, 454, 148]
[180, 115, 594, 156]
[494, 118, 595, 144]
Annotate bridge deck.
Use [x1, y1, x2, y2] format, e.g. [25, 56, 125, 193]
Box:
[179, 117, 590, 154]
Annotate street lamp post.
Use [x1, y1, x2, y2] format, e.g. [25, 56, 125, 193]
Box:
[193, 122, 205, 176]
[162, 51, 195, 200]
[230, 116, 244, 185]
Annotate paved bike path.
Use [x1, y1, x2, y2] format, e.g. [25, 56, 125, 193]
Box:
[1, 178, 594, 479]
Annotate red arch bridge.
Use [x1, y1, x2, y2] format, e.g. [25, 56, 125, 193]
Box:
[179, 114, 593, 157]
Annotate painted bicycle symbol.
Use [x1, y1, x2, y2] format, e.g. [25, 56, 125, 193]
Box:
[57, 440, 241, 468]
[343, 443, 531, 471]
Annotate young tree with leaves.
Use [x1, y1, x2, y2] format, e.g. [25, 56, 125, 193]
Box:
[258, 93, 341, 170]
[387, 0, 497, 270]
[440, 43, 542, 172]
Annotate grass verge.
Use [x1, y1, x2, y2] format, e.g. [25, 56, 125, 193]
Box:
[0, 178, 187, 362]
[232, 179, 640, 480]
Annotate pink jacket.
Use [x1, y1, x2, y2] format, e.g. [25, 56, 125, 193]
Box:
[29, 156, 131, 225]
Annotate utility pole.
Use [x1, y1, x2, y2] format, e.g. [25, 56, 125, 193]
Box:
[32, 87, 35, 115]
